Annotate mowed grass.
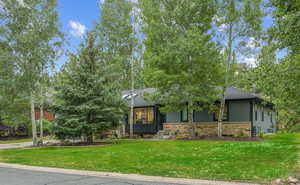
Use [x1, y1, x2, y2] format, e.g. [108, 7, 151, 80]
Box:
[0, 134, 299, 183]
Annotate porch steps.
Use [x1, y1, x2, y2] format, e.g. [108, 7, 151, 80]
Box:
[153, 130, 172, 140]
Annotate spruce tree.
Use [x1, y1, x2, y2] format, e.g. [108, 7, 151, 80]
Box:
[52, 32, 126, 142]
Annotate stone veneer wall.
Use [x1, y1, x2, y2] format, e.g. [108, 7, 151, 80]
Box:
[163, 122, 252, 138]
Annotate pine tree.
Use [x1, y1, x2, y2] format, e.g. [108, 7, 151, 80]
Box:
[52, 32, 126, 142]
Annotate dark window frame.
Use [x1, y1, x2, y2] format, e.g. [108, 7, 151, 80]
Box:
[261, 110, 264, 122]
[133, 106, 155, 125]
[255, 111, 257, 121]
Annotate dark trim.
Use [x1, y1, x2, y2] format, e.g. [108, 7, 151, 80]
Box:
[132, 106, 155, 125]
[255, 110, 258, 121]
[225, 98, 259, 102]
[131, 105, 156, 109]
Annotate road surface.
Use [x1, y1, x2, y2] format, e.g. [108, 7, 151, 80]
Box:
[0, 166, 184, 185]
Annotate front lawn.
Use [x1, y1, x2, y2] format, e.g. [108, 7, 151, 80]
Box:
[0, 133, 299, 183]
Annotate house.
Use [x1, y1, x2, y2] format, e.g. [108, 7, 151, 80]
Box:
[35, 108, 54, 121]
[122, 87, 276, 138]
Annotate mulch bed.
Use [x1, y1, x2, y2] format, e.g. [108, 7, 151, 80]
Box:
[26, 142, 113, 148]
[0, 136, 30, 141]
[183, 136, 263, 142]
[45, 142, 112, 147]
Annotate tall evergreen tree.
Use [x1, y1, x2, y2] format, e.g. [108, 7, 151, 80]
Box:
[52, 32, 126, 142]
[140, 0, 224, 136]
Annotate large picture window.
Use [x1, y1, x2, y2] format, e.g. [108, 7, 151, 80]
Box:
[134, 107, 154, 124]
[214, 103, 228, 121]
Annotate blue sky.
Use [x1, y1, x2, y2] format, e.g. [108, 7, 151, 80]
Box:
[55, 1, 275, 70]
[56, 0, 101, 70]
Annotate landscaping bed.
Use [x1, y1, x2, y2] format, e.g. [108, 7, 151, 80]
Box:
[0, 133, 299, 184]
[41, 141, 112, 147]
[184, 136, 264, 142]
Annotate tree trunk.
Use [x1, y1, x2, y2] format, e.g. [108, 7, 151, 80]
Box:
[129, 57, 135, 139]
[188, 101, 195, 137]
[218, 18, 233, 137]
[39, 98, 44, 145]
[87, 134, 93, 143]
[30, 92, 37, 146]
[122, 121, 126, 137]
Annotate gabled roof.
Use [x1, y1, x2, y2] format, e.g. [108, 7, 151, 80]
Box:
[122, 87, 260, 107]
[122, 88, 156, 107]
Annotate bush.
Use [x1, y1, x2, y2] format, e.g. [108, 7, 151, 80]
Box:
[37, 119, 53, 135]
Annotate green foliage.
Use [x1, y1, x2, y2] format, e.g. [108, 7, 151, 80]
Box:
[140, 0, 224, 114]
[269, 0, 300, 54]
[0, 0, 63, 138]
[0, 133, 299, 183]
[97, 0, 141, 90]
[242, 0, 300, 132]
[37, 119, 52, 135]
[52, 33, 126, 142]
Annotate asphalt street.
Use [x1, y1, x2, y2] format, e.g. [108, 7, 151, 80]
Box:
[0, 167, 185, 185]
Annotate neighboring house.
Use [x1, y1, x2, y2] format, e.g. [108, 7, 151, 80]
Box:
[35, 109, 54, 121]
[122, 87, 276, 137]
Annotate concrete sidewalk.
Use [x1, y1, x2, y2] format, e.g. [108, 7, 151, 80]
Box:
[0, 141, 34, 149]
[0, 163, 258, 185]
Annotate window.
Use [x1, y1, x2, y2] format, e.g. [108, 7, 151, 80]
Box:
[134, 107, 154, 124]
[261, 110, 264, 121]
[255, 111, 258, 121]
[181, 106, 188, 122]
[214, 103, 228, 121]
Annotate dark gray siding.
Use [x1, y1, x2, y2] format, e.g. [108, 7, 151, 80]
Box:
[194, 110, 214, 122]
[252, 103, 276, 134]
[166, 112, 181, 123]
[167, 100, 252, 123]
[228, 101, 251, 122]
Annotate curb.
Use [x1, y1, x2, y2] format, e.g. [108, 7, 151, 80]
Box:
[0, 163, 257, 185]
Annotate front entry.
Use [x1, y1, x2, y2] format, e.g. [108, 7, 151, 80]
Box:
[125, 106, 159, 135]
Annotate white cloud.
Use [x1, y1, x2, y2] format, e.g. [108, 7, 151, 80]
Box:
[0, 0, 5, 9]
[16, 0, 27, 7]
[213, 15, 227, 32]
[69, 20, 86, 38]
[246, 37, 257, 49]
[244, 57, 257, 67]
[98, 0, 105, 5]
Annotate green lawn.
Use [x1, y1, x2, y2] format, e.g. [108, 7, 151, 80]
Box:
[0, 133, 299, 183]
